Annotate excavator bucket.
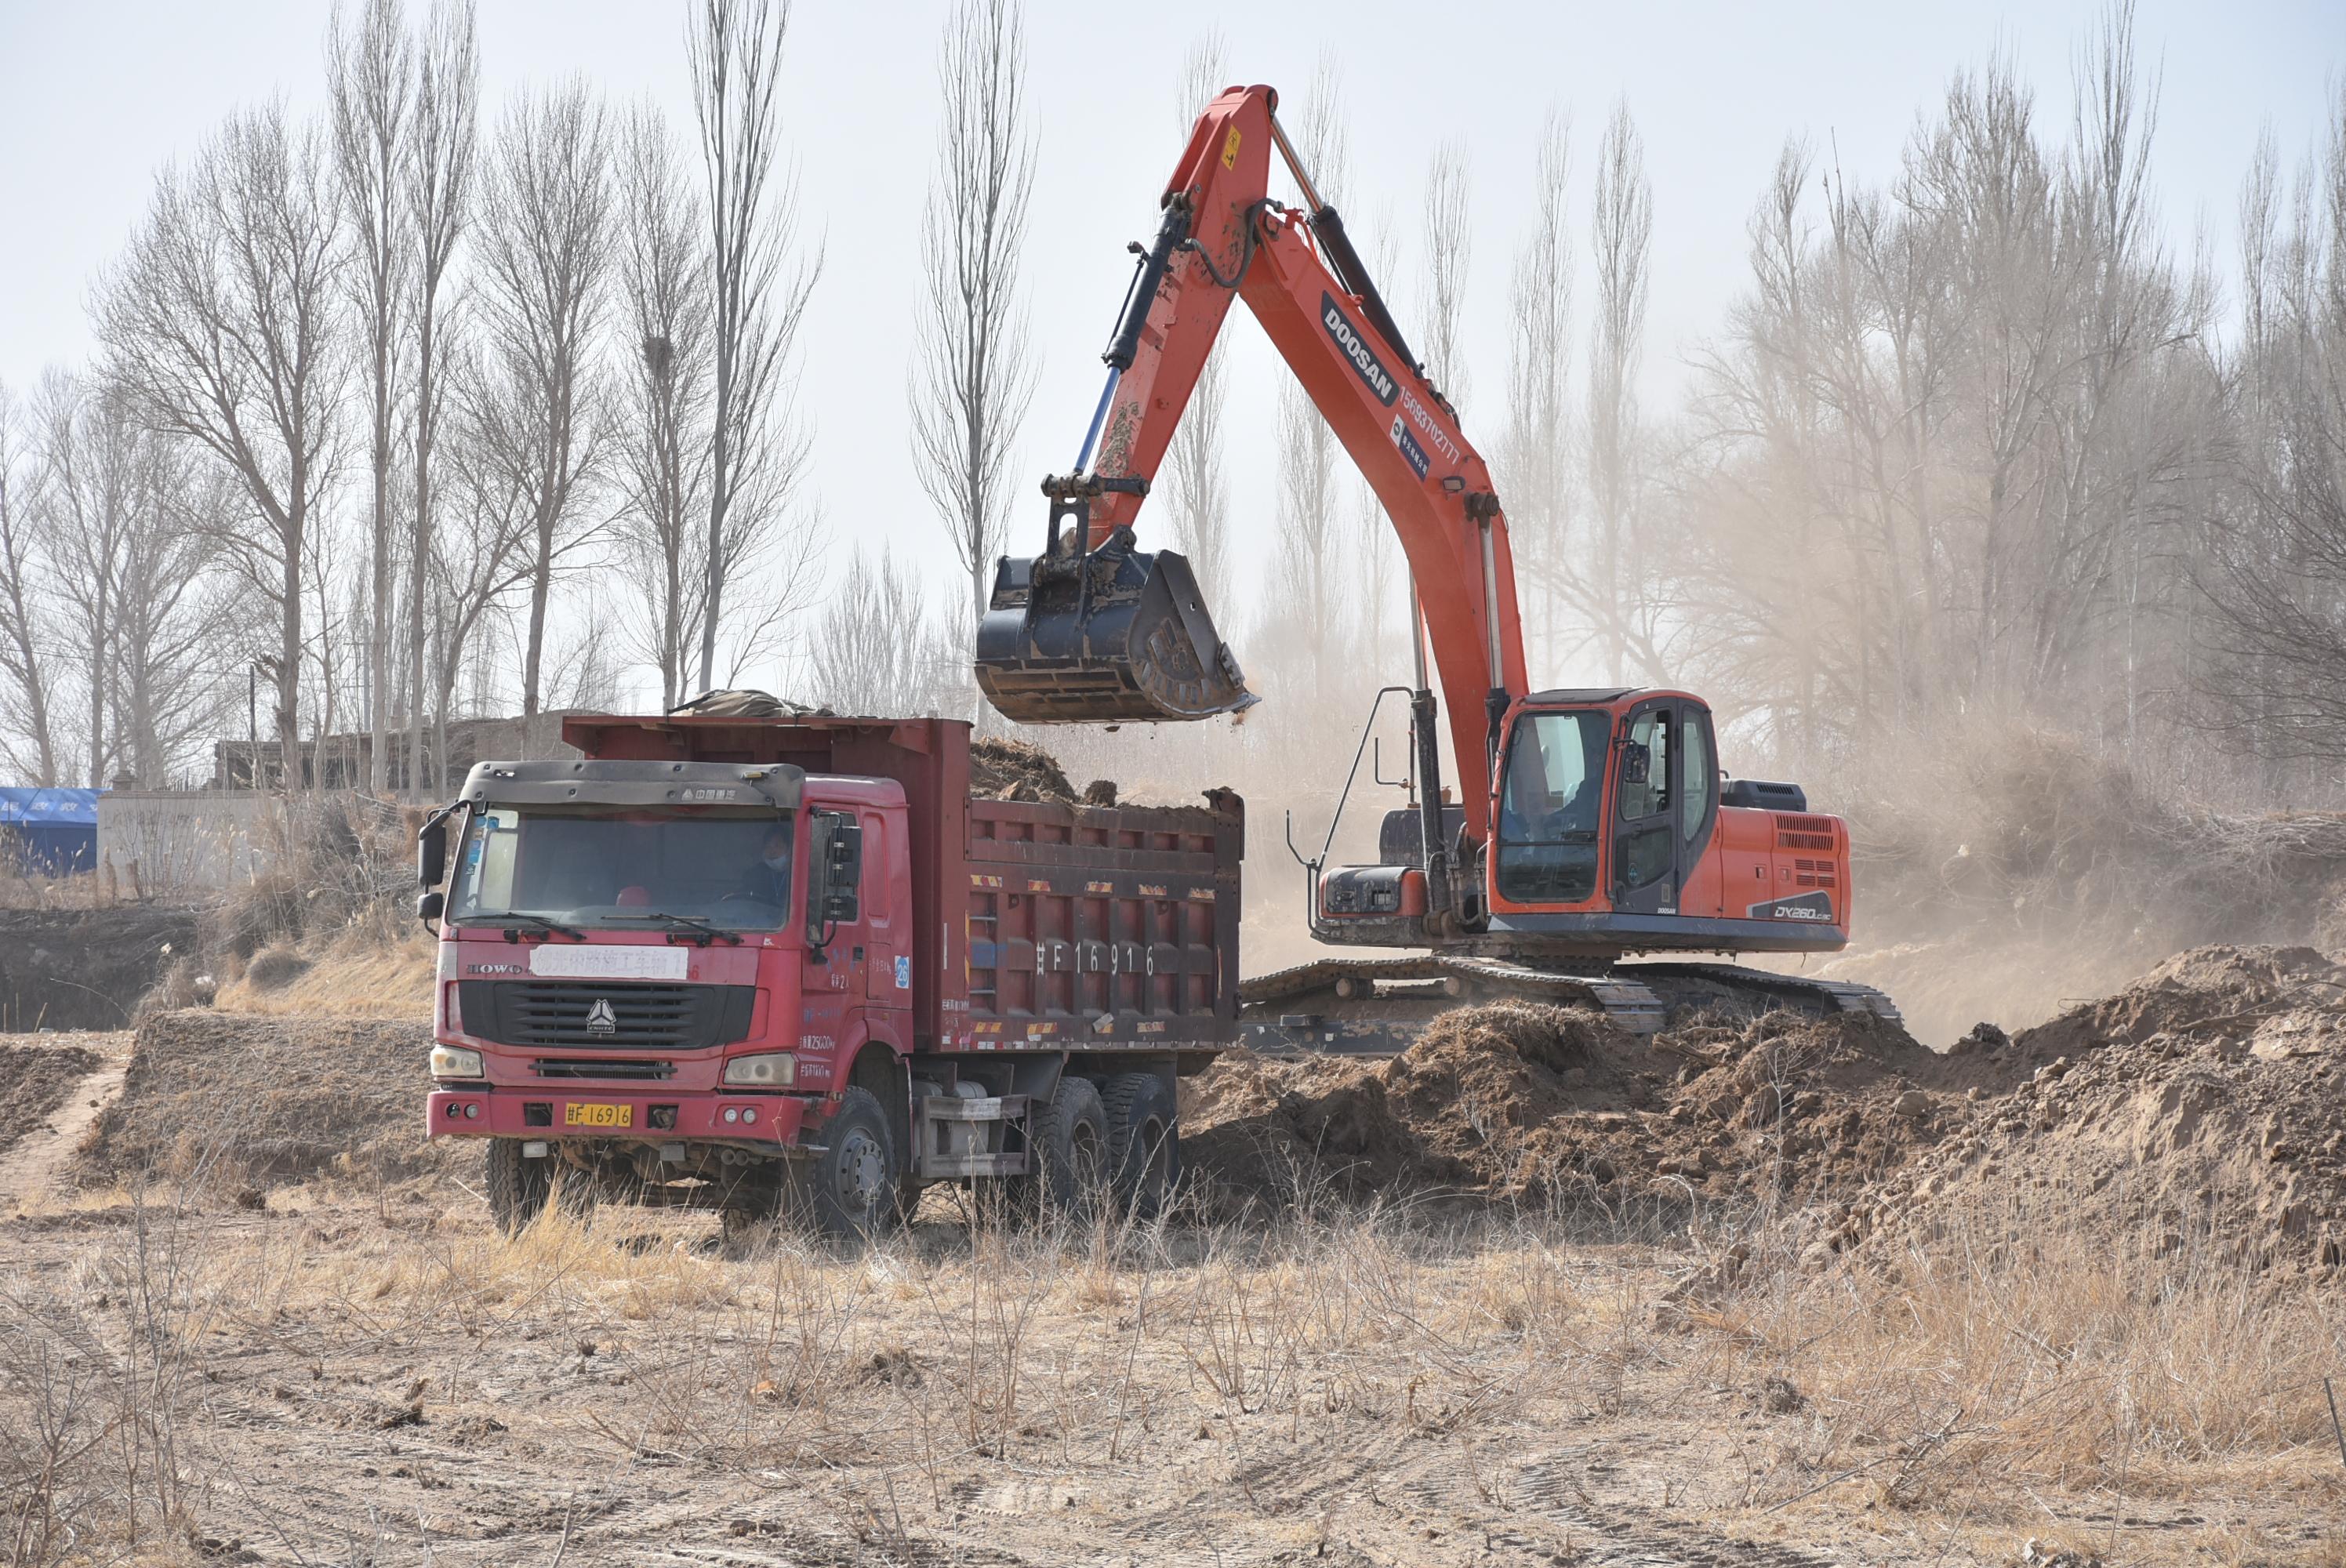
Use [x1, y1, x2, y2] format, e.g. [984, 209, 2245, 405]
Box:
[974, 529, 1256, 724]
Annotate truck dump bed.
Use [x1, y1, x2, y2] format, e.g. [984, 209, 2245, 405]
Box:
[561, 714, 1242, 1058]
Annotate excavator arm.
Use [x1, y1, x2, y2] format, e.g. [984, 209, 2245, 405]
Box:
[974, 84, 1527, 848]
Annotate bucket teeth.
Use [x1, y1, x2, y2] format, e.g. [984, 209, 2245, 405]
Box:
[974, 532, 1256, 725]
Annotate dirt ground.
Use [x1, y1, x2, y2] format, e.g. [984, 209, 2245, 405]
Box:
[3, 952, 2345, 1566]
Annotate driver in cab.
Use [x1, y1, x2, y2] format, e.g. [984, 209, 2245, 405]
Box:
[743, 822, 794, 905]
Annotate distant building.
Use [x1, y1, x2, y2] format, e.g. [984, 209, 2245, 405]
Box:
[208, 712, 583, 792]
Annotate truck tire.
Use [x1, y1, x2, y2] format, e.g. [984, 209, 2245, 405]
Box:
[801, 1087, 900, 1241]
[1022, 1074, 1110, 1220]
[485, 1138, 551, 1237]
[1100, 1072, 1181, 1220]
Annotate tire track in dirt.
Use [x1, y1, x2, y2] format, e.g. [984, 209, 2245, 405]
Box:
[0, 1032, 130, 1212]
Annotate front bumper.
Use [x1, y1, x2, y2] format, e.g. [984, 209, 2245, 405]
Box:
[426, 1086, 817, 1147]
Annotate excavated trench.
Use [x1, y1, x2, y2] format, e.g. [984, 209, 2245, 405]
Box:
[0, 906, 198, 1031]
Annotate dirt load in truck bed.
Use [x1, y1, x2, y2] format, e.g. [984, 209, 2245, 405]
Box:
[77, 1011, 445, 1192]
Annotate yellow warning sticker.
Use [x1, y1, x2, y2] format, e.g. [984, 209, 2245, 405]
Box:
[1222, 127, 1241, 169]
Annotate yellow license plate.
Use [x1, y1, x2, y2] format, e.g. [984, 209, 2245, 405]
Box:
[564, 1102, 632, 1128]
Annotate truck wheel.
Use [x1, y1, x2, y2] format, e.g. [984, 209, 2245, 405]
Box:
[1022, 1075, 1110, 1220]
[1100, 1073, 1181, 1220]
[485, 1138, 552, 1237]
[802, 1088, 900, 1241]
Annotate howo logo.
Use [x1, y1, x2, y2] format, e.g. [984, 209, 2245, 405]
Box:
[1320, 293, 1399, 406]
[584, 998, 618, 1036]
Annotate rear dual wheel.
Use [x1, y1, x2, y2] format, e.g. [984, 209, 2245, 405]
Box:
[1100, 1072, 1180, 1220]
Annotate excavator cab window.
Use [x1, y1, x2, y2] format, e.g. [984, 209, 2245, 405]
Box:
[1494, 710, 1609, 903]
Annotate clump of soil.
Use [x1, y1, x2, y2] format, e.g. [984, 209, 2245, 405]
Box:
[971, 737, 1099, 805]
[0, 1040, 102, 1160]
[1184, 1000, 1967, 1210]
[244, 946, 314, 992]
[78, 1011, 447, 1192]
[1836, 945, 2346, 1274]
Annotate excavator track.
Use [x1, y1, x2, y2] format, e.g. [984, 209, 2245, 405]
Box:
[1238, 955, 1899, 1057]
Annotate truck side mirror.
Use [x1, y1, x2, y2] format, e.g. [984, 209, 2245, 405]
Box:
[1621, 741, 1651, 786]
[807, 812, 862, 936]
[416, 889, 445, 927]
[823, 819, 863, 924]
[418, 814, 448, 888]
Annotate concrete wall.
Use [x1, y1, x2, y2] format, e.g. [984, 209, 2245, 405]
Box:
[96, 791, 273, 895]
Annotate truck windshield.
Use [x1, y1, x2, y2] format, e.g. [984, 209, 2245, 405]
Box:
[448, 805, 794, 931]
[1494, 710, 1610, 903]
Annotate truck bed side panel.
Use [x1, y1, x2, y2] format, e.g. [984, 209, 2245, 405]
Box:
[963, 793, 1240, 1052]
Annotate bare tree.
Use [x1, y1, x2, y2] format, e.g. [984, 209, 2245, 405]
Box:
[1159, 31, 1233, 611]
[111, 469, 238, 786]
[473, 82, 612, 730]
[403, 0, 478, 793]
[31, 372, 142, 785]
[613, 105, 714, 708]
[1586, 100, 1652, 684]
[1418, 143, 1473, 403]
[910, 0, 1037, 630]
[0, 381, 59, 785]
[808, 547, 962, 717]
[328, 0, 413, 793]
[688, 0, 820, 692]
[1504, 111, 1571, 681]
[96, 102, 343, 760]
[1269, 60, 1349, 699]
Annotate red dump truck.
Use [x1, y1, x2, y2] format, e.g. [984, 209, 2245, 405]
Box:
[416, 713, 1242, 1238]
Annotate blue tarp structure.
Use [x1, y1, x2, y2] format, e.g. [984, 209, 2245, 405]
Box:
[0, 788, 100, 875]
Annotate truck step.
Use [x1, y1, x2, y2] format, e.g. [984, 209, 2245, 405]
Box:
[919, 1094, 1029, 1123]
[916, 1152, 1030, 1178]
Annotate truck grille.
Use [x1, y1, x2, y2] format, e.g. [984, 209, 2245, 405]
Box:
[532, 1058, 675, 1080]
[456, 981, 755, 1050]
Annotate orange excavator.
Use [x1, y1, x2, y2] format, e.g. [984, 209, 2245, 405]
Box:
[975, 84, 1896, 1043]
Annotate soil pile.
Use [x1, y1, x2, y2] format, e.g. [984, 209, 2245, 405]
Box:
[1185, 1000, 1974, 1208]
[1837, 945, 2346, 1273]
[78, 1011, 445, 1192]
[0, 1040, 102, 1160]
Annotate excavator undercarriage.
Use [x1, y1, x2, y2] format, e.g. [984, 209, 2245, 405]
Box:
[1237, 955, 1901, 1057]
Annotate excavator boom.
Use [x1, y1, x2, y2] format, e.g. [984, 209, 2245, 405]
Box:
[973, 84, 1525, 846]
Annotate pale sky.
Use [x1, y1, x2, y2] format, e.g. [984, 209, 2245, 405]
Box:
[2, 0, 2337, 702]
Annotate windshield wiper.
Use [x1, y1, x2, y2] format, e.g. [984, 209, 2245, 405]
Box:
[463, 911, 586, 941]
[611, 911, 744, 946]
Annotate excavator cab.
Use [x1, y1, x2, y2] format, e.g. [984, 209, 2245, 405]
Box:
[973, 489, 1255, 725]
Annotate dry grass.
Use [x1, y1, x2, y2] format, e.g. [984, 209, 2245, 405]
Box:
[2, 1173, 2336, 1566]
[209, 926, 435, 1018]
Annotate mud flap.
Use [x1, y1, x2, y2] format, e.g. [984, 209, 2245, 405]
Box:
[975, 525, 1257, 724]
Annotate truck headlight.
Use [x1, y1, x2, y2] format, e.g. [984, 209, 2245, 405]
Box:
[723, 1052, 795, 1087]
[430, 1044, 485, 1079]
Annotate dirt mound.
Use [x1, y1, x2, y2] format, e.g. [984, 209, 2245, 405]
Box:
[970, 737, 1086, 804]
[1838, 944, 2346, 1274]
[78, 1011, 446, 1192]
[1184, 1000, 1968, 1209]
[0, 1040, 102, 1160]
